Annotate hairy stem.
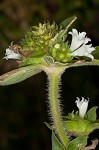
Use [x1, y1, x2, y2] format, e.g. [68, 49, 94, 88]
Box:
[43, 65, 68, 146]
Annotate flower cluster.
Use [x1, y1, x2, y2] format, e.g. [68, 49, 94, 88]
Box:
[4, 23, 95, 64]
[20, 22, 58, 54]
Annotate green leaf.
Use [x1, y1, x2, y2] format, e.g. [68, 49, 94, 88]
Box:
[52, 132, 65, 150]
[85, 106, 98, 122]
[67, 136, 88, 150]
[59, 15, 77, 30]
[66, 59, 99, 69]
[0, 65, 42, 86]
[91, 46, 99, 59]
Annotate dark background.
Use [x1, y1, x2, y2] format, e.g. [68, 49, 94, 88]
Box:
[0, 0, 99, 149]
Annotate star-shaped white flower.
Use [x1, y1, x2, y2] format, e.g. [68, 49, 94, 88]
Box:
[4, 48, 21, 60]
[75, 97, 89, 118]
[69, 29, 95, 60]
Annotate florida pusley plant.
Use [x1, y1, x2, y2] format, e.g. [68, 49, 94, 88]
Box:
[0, 16, 99, 149]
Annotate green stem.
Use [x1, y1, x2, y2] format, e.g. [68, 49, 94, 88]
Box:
[43, 65, 68, 147]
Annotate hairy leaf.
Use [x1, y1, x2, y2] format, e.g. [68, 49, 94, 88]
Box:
[66, 59, 99, 69]
[52, 132, 64, 150]
[85, 106, 98, 122]
[0, 65, 42, 86]
[67, 136, 88, 150]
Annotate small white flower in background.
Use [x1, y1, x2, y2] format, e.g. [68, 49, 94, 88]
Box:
[4, 48, 21, 60]
[69, 29, 95, 60]
[75, 97, 89, 118]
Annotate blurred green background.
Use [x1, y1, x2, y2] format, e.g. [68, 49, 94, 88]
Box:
[0, 0, 99, 149]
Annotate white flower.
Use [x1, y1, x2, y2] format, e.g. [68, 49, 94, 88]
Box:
[75, 97, 89, 118]
[69, 29, 95, 60]
[4, 48, 21, 60]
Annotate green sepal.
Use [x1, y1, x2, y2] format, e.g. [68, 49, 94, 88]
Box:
[52, 15, 77, 44]
[0, 65, 42, 86]
[28, 51, 45, 58]
[91, 46, 99, 59]
[59, 15, 77, 30]
[85, 106, 98, 122]
[20, 57, 45, 67]
[64, 119, 93, 136]
[67, 136, 88, 150]
[52, 132, 65, 150]
[56, 30, 68, 43]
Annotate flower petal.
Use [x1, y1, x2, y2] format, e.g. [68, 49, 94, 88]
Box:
[75, 97, 89, 118]
[71, 44, 95, 60]
[69, 29, 91, 51]
[4, 48, 21, 60]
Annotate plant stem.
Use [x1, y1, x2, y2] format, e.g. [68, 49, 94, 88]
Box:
[44, 65, 68, 147]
